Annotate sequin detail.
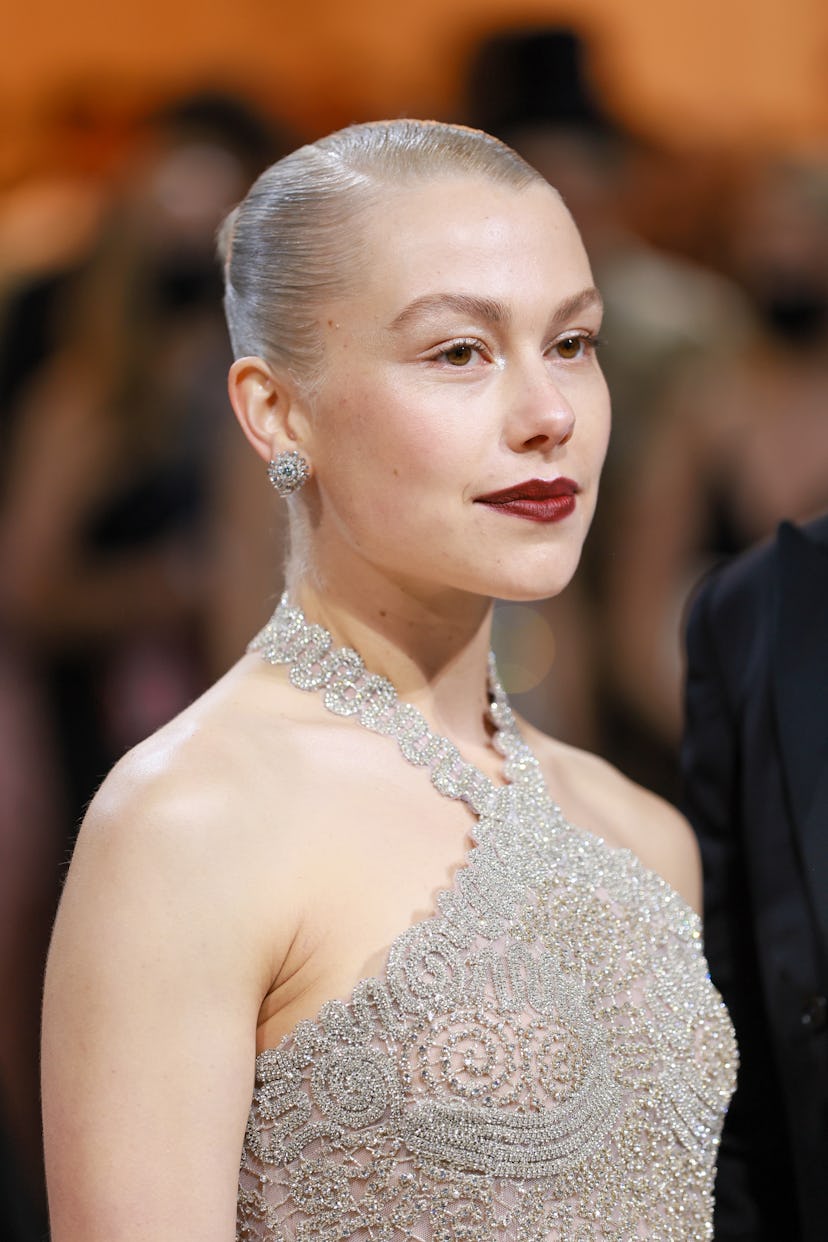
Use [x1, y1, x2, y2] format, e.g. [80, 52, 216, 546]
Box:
[239, 598, 737, 1241]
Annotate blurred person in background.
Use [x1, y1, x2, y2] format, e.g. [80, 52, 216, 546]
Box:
[0, 85, 117, 435]
[0, 649, 60, 1240]
[0, 89, 285, 1238]
[0, 88, 116, 1242]
[1, 89, 283, 834]
[463, 26, 753, 794]
[607, 156, 828, 764]
[681, 512, 828, 1240]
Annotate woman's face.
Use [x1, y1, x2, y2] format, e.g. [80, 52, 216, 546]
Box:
[302, 175, 610, 604]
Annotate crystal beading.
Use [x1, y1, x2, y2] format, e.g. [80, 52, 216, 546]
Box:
[239, 595, 738, 1241]
[249, 595, 543, 818]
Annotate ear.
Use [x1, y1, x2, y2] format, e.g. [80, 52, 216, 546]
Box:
[227, 356, 311, 466]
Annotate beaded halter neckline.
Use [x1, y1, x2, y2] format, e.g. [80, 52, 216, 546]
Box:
[247, 593, 564, 1066]
[239, 604, 737, 1242]
[249, 594, 550, 819]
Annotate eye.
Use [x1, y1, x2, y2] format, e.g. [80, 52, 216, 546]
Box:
[443, 343, 476, 366]
[426, 337, 488, 367]
[554, 333, 594, 360]
[434, 339, 483, 366]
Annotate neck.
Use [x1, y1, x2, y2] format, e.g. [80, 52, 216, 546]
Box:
[286, 567, 496, 750]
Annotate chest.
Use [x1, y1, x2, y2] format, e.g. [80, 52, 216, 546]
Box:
[255, 764, 483, 1048]
[240, 807, 737, 1242]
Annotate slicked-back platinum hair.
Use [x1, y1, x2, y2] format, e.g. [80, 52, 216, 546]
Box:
[217, 119, 546, 386]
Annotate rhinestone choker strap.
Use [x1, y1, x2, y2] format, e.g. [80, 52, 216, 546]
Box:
[249, 595, 547, 819]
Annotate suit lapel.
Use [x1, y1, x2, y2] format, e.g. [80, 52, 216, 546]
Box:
[773, 518, 828, 965]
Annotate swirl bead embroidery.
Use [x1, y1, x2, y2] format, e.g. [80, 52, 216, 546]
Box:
[238, 597, 737, 1240]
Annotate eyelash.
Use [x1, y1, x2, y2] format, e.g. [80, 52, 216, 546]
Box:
[427, 332, 603, 367]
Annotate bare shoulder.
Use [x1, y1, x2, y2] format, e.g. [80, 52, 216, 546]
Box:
[65, 656, 315, 974]
[86, 652, 318, 829]
[520, 719, 702, 915]
[42, 656, 315, 1242]
[83, 660, 272, 855]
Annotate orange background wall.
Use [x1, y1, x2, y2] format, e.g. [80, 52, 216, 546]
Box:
[2, 0, 827, 181]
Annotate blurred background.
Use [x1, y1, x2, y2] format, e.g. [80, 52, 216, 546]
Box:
[1, 1, 827, 1236]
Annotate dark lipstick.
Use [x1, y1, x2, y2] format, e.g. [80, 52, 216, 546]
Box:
[474, 477, 579, 523]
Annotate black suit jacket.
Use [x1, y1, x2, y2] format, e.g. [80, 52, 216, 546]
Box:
[681, 516, 828, 1241]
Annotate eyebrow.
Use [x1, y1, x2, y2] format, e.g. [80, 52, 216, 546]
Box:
[388, 286, 603, 333]
[389, 292, 509, 332]
[553, 286, 604, 324]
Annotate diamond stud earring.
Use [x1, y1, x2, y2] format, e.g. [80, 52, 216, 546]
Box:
[267, 451, 310, 497]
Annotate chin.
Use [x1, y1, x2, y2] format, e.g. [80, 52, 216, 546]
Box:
[473, 507, 595, 601]
[480, 562, 583, 605]
[491, 580, 578, 605]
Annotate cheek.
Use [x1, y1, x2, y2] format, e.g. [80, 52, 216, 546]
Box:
[597, 401, 612, 461]
[582, 375, 612, 462]
[332, 382, 463, 481]
[316, 393, 446, 530]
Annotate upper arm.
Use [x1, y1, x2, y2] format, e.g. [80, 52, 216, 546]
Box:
[42, 764, 268, 1242]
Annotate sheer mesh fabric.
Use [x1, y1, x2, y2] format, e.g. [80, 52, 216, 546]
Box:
[237, 788, 735, 1241]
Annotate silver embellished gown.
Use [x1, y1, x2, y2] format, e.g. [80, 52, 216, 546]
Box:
[237, 599, 737, 1241]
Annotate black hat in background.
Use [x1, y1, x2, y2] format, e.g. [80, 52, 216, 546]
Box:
[465, 27, 621, 142]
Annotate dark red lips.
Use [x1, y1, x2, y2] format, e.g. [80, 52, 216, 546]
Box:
[474, 477, 579, 523]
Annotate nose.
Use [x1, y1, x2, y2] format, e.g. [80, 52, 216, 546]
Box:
[504, 363, 576, 454]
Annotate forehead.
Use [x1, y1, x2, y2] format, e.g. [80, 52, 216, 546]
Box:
[346, 176, 592, 317]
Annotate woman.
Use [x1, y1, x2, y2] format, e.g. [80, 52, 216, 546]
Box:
[41, 120, 736, 1241]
